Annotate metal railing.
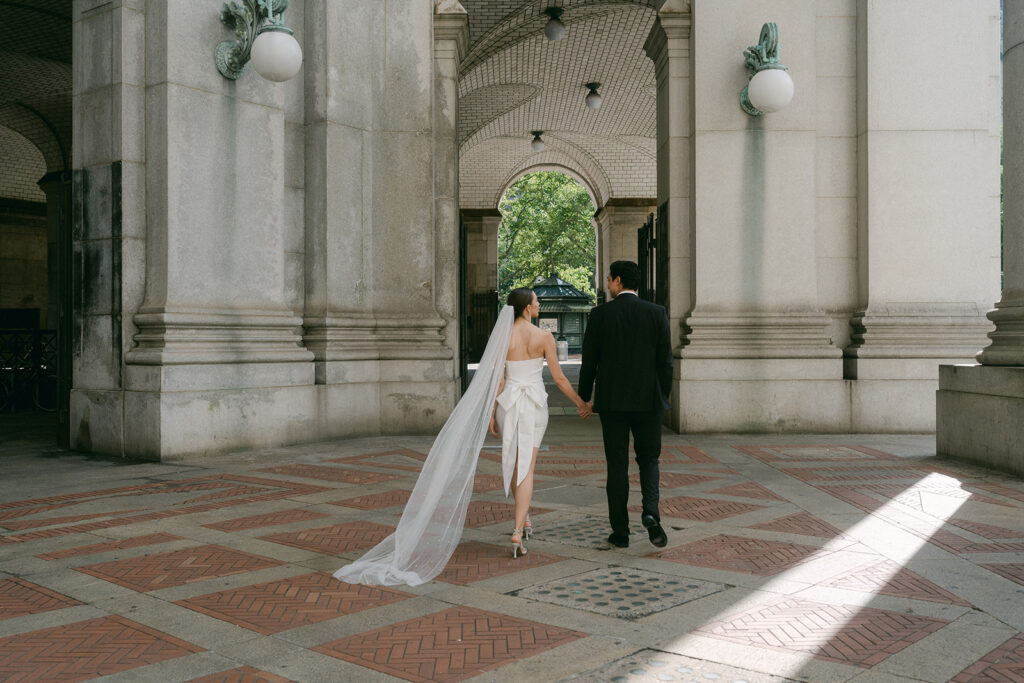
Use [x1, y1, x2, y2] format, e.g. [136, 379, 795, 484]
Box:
[0, 330, 58, 413]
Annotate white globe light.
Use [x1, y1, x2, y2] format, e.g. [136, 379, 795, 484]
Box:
[585, 91, 602, 110]
[250, 29, 303, 82]
[544, 17, 565, 41]
[747, 68, 794, 113]
[531, 137, 545, 153]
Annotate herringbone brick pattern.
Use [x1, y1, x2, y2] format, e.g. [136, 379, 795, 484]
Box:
[313, 606, 585, 682]
[782, 465, 924, 482]
[536, 468, 604, 477]
[666, 446, 719, 464]
[259, 521, 394, 554]
[823, 559, 971, 606]
[707, 481, 785, 501]
[653, 534, 822, 575]
[177, 572, 412, 635]
[329, 448, 427, 472]
[696, 597, 947, 667]
[202, 508, 329, 532]
[633, 495, 765, 522]
[975, 482, 1024, 506]
[185, 666, 294, 683]
[2, 508, 146, 530]
[463, 500, 553, 528]
[982, 563, 1024, 587]
[75, 545, 283, 592]
[36, 532, 182, 560]
[0, 578, 81, 620]
[749, 512, 844, 539]
[473, 474, 504, 492]
[950, 633, 1024, 682]
[629, 472, 718, 488]
[736, 444, 898, 463]
[255, 464, 402, 485]
[436, 541, 566, 584]
[328, 489, 413, 510]
[0, 615, 203, 682]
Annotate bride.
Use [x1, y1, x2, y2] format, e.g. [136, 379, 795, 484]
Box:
[334, 287, 587, 586]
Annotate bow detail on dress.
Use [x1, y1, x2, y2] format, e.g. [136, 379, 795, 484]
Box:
[497, 375, 548, 497]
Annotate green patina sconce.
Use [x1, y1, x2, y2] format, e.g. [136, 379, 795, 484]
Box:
[215, 0, 303, 82]
[740, 22, 795, 116]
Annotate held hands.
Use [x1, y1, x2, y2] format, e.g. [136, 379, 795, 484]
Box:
[577, 400, 593, 420]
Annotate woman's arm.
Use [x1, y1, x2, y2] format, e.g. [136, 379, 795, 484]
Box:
[488, 373, 505, 437]
[543, 332, 585, 409]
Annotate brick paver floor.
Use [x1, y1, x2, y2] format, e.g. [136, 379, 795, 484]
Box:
[2, 412, 1023, 682]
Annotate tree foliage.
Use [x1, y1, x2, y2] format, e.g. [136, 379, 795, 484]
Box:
[497, 172, 597, 303]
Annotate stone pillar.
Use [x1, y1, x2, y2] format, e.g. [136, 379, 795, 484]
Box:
[644, 2, 693, 353]
[594, 200, 652, 269]
[938, 0, 1024, 475]
[663, 0, 845, 432]
[70, 0, 149, 455]
[434, 3, 470, 386]
[118, 0, 314, 458]
[37, 173, 67, 332]
[849, 0, 1001, 432]
[303, 0, 456, 437]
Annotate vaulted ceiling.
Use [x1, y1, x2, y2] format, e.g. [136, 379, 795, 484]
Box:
[457, 0, 659, 209]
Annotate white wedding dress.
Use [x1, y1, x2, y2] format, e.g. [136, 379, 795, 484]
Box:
[496, 357, 548, 496]
[334, 306, 519, 587]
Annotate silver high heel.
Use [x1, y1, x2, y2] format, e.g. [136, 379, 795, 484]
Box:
[511, 528, 528, 558]
[523, 517, 533, 540]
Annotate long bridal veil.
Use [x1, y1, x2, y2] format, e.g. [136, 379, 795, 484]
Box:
[334, 305, 515, 586]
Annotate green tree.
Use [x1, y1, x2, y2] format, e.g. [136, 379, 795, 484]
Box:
[497, 172, 597, 304]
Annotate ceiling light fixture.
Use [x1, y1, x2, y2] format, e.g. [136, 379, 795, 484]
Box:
[542, 7, 566, 42]
[530, 131, 546, 152]
[585, 82, 602, 110]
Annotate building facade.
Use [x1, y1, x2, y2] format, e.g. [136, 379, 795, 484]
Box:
[0, 0, 1008, 460]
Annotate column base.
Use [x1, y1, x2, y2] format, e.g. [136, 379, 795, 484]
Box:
[937, 364, 1024, 477]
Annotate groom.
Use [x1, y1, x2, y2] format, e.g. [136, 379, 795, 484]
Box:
[578, 260, 673, 549]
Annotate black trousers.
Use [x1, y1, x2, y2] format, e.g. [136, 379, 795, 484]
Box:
[599, 410, 662, 535]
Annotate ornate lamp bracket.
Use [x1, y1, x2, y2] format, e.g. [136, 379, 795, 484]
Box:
[215, 0, 293, 80]
[740, 22, 789, 116]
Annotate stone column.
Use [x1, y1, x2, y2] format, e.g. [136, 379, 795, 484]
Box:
[662, 0, 844, 432]
[120, 0, 314, 458]
[70, 0, 149, 455]
[849, 0, 1001, 431]
[644, 2, 693, 351]
[938, 0, 1024, 475]
[303, 1, 457, 437]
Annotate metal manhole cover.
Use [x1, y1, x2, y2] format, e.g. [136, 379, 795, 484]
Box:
[512, 567, 728, 619]
[534, 516, 638, 548]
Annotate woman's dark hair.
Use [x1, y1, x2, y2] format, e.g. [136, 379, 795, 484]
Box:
[507, 287, 535, 319]
[610, 260, 641, 291]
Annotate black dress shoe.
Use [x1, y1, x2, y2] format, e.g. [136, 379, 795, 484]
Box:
[607, 532, 629, 548]
[641, 513, 668, 548]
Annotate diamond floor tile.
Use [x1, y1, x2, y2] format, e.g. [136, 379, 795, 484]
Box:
[312, 606, 585, 682]
[512, 567, 727, 619]
[329, 448, 427, 472]
[982, 563, 1024, 587]
[653, 534, 822, 576]
[0, 615, 203, 682]
[824, 559, 972, 606]
[696, 597, 948, 668]
[578, 649, 798, 682]
[634, 495, 765, 522]
[328, 489, 412, 510]
[177, 572, 412, 635]
[628, 472, 719, 488]
[202, 508, 329, 532]
[435, 541, 566, 585]
[950, 633, 1024, 682]
[708, 481, 785, 501]
[0, 577, 81, 620]
[473, 474, 504, 492]
[748, 511, 845, 539]
[75, 544, 283, 592]
[259, 521, 394, 555]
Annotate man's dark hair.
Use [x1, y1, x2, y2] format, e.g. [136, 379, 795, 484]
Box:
[507, 287, 535, 318]
[609, 260, 641, 291]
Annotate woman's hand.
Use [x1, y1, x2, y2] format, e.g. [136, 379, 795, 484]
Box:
[488, 414, 499, 438]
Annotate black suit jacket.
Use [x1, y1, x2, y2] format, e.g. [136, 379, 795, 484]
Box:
[578, 292, 673, 413]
